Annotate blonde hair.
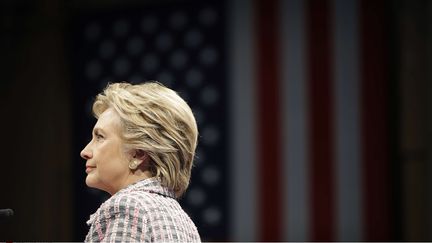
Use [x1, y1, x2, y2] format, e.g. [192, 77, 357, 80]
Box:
[92, 81, 198, 198]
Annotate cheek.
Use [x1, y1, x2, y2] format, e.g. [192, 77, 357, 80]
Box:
[96, 148, 129, 178]
[94, 138, 128, 167]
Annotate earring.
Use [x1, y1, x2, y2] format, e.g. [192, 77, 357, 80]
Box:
[129, 160, 139, 170]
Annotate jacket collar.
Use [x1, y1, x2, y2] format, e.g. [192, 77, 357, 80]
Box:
[118, 176, 176, 198]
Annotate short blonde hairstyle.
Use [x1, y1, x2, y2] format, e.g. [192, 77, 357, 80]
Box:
[92, 81, 198, 198]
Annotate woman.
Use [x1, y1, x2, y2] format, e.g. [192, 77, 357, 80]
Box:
[80, 81, 201, 242]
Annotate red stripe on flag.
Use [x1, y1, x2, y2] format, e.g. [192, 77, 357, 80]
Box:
[359, 0, 391, 240]
[307, 0, 336, 240]
[254, 0, 283, 240]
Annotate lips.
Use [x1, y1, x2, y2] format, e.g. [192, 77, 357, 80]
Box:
[85, 165, 96, 173]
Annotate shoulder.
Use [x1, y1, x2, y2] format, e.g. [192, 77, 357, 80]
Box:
[95, 191, 151, 221]
[87, 190, 201, 242]
[86, 192, 155, 242]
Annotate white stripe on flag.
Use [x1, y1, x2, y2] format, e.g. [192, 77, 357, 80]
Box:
[333, 0, 364, 240]
[280, 0, 310, 241]
[228, 0, 257, 241]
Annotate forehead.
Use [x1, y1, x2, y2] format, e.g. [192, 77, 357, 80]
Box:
[94, 108, 122, 133]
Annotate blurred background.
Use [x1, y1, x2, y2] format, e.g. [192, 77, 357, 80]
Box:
[0, 0, 431, 241]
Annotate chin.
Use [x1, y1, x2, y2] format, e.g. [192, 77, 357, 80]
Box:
[86, 175, 110, 193]
[85, 175, 99, 189]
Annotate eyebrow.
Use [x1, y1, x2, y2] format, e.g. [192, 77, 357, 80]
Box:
[92, 127, 105, 134]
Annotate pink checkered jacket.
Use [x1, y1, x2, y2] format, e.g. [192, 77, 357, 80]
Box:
[85, 177, 201, 242]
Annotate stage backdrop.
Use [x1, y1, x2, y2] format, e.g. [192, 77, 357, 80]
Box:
[69, 0, 228, 241]
[69, 0, 398, 241]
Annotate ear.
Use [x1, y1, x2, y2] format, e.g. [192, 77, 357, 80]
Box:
[133, 149, 148, 164]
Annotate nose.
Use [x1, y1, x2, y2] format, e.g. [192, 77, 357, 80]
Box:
[80, 143, 92, 160]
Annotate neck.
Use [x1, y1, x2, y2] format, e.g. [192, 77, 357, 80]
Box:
[129, 170, 153, 184]
[110, 170, 153, 195]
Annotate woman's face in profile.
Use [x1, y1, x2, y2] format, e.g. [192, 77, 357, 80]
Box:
[80, 108, 131, 194]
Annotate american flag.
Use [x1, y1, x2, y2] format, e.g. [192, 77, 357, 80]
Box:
[70, 0, 228, 240]
[70, 0, 396, 241]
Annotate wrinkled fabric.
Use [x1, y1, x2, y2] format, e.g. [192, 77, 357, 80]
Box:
[85, 177, 201, 242]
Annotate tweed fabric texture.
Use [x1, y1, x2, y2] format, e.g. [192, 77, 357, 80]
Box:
[85, 177, 201, 242]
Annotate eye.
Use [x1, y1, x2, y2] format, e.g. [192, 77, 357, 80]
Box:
[95, 133, 104, 140]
